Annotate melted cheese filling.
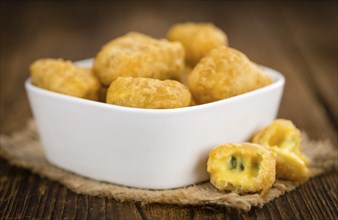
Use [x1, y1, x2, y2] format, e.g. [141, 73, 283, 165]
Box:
[272, 147, 307, 169]
[268, 126, 297, 151]
[212, 153, 262, 187]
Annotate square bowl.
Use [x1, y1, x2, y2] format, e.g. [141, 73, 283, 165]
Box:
[25, 59, 285, 189]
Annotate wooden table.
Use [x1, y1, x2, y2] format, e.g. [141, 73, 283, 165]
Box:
[1, 1, 337, 219]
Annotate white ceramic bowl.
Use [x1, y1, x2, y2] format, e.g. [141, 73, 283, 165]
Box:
[25, 59, 285, 189]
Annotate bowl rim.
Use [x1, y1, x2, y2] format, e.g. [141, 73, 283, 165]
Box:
[25, 62, 285, 115]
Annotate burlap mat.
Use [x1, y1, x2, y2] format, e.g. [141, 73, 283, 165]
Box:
[0, 119, 337, 211]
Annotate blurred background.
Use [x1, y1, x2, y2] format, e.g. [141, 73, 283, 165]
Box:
[1, 1, 337, 144]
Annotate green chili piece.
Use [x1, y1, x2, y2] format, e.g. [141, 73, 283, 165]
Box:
[239, 163, 245, 171]
[230, 156, 237, 170]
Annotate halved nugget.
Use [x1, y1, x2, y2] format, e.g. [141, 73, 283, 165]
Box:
[252, 119, 310, 182]
[207, 143, 276, 196]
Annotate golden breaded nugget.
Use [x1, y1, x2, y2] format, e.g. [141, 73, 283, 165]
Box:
[106, 77, 191, 109]
[208, 143, 276, 196]
[252, 119, 310, 182]
[167, 22, 228, 65]
[93, 32, 185, 86]
[30, 59, 100, 100]
[188, 47, 272, 104]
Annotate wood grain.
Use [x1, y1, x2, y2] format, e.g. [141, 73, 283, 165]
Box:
[1, 1, 337, 219]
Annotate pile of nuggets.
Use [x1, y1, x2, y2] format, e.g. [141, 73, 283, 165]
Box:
[30, 22, 272, 108]
[30, 22, 310, 196]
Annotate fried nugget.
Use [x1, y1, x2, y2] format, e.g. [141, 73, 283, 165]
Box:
[93, 32, 185, 86]
[252, 119, 310, 182]
[207, 143, 276, 196]
[167, 22, 228, 65]
[188, 47, 272, 104]
[106, 77, 191, 109]
[30, 59, 100, 100]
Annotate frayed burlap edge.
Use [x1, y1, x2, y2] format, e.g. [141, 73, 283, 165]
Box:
[0, 119, 337, 211]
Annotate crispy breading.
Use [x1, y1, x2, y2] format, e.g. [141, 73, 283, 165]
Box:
[93, 32, 185, 86]
[188, 47, 272, 104]
[167, 22, 228, 65]
[30, 59, 100, 100]
[207, 143, 276, 196]
[106, 77, 191, 109]
[252, 119, 310, 182]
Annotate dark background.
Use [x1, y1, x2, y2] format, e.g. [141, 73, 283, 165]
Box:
[1, 1, 337, 219]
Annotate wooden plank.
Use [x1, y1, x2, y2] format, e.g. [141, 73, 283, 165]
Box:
[0, 162, 14, 219]
[278, 2, 338, 127]
[236, 2, 337, 145]
[192, 206, 231, 220]
[0, 159, 337, 219]
[135, 203, 191, 220]
[1, 167, 22, 219]
[39, 181, 62, 219]
[105, 199, 142, 220]
[61, 190, 79, 220]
